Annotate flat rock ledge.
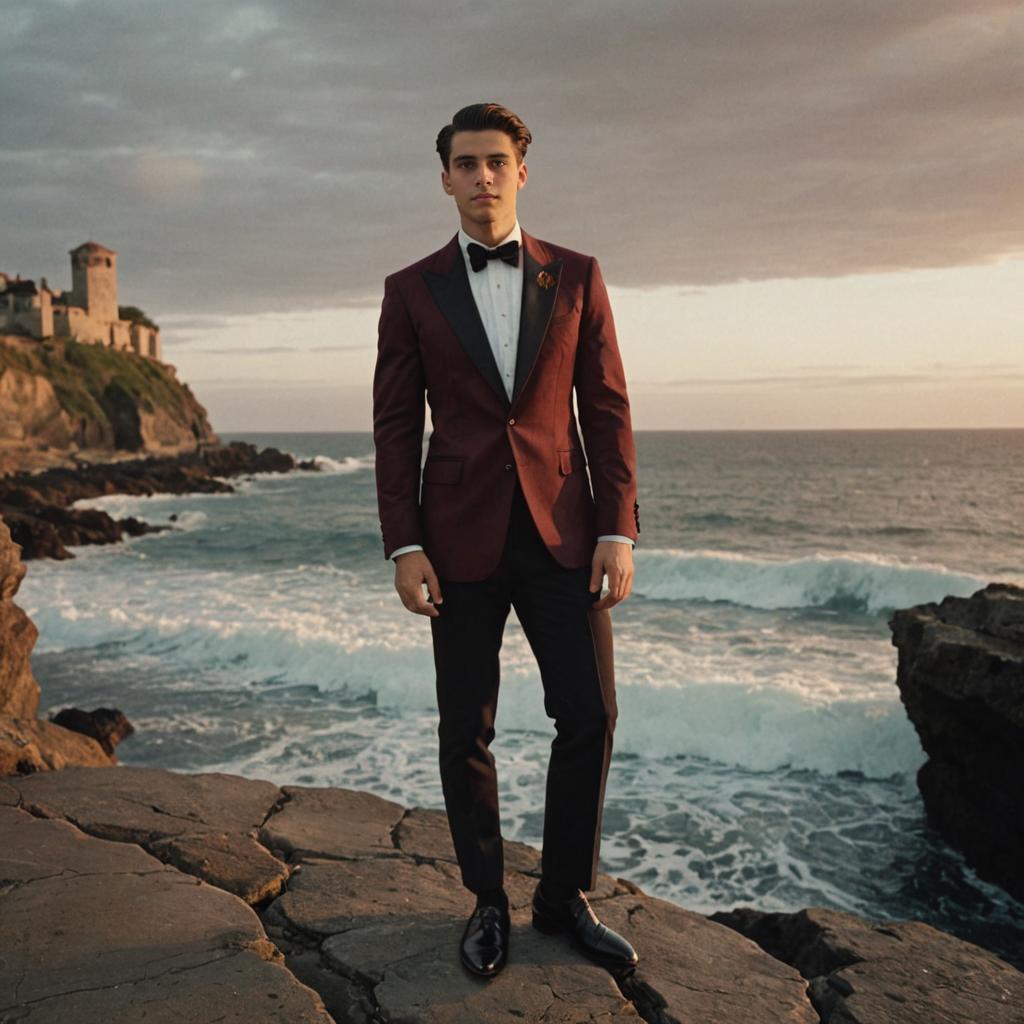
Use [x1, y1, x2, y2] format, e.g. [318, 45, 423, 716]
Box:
[2, 766, 1020, 1023]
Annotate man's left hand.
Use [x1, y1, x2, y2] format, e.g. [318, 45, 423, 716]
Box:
[589, 540, 634, 610]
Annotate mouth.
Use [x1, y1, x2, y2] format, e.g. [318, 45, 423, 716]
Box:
[472, 193, 497, 201]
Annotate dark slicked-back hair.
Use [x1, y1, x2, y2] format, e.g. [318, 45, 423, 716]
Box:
[436, 103, 532, 169]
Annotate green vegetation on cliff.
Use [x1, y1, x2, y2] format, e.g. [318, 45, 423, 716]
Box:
[0, 335, 217, 462]
[1, 336, 192, 421]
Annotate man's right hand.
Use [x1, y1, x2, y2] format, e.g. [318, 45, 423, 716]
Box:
[394, 550, 443, 617]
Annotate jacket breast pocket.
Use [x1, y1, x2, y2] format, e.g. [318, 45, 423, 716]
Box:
[557, 448, 587, 476]
[422, 456, 464, 485]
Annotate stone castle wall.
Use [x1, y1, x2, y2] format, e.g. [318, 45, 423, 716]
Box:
[1, 287, 53, 340]
[71, 247, 119, 322]
[0, 242, 161, 362]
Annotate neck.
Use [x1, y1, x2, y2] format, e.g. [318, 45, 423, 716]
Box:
[460, 214, 517, 248]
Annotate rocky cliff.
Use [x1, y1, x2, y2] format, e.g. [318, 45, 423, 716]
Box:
[0, 514, 129, 772]
[890, 583, 1024, 901]
[0, 333, 218, 475]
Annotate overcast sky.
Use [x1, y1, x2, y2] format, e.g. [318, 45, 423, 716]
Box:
[3, 0, 1023, 429]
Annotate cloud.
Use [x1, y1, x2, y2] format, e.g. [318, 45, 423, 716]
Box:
[190, 345, 298, 355]
[158, 315, 234, 332]
[185, 376, 329, 388]
[123, 149, 205, 202]
[1, 0, 1022, 320]
[636, 364, 1024, 390]
[180, 342, 370, 354]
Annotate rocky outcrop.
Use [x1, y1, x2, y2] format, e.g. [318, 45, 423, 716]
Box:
[0, 514, 37, 719]
[0, 515, 130, 774]
[0, 442, 315, 759]
[890, 583, 1024, 900]
[3, 765, 1021, 1023]
[1, 440, 318, 559]
[713, 906, 1022, 1024]
[0, 333, 218, 475]
[0, 715, 117, 775]
[49, 706, 134, 756]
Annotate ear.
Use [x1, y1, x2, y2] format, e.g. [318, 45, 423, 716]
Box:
[441, 168, 453, 194]
[517, 160, 528, 191]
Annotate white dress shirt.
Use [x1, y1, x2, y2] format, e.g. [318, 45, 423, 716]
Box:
[389, 222, 634, 559]
[459, 222, 523, 402]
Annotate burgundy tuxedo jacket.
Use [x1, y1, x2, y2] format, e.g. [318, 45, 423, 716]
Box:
[372, 229, 639, 582]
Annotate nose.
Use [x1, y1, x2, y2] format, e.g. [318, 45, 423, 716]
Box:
[476, 165, 493, 188]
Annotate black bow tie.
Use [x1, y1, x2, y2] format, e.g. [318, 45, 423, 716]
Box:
[467, 239, 519, 272]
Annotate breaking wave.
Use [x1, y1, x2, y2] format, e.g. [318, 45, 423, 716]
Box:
[633, 549, 985, 614]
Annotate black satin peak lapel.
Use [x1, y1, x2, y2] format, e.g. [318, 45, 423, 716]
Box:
[422, 251, 510, 409]
[512, 249, 562, 406]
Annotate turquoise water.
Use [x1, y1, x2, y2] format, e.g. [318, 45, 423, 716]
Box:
[21, 429, 1024, 964]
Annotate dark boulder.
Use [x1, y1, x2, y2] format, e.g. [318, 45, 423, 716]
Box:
[890, 583, 1024, 900]
[50, 707, 135, 757]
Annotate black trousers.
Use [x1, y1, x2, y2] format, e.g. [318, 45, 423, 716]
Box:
[429, 476, 618, 894]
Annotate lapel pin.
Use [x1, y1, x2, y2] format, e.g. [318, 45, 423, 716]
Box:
[536, 270, 556, 290]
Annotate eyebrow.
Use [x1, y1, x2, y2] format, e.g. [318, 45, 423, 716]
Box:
[452, 151, 512, 162]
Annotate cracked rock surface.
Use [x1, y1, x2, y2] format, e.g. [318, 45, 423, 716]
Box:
[714, 906, 1024, 1024]
[0, 805, 332, 1022]
[11, 764, 289, 903]
[3, 764, 1018, 1023]
[601, 895, 819, 1023]
[259, 784, 407, 862]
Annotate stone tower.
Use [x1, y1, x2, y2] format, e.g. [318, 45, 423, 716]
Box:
[69, 241, 118, 324]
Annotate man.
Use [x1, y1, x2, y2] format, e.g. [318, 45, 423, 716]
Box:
[372, 102, 640, 979]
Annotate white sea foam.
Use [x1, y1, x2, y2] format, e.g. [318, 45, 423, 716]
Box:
[307, 451, 375, 474]
[22, 553, 923, 779]
[70, 490, 234, 519]
[634, 549, 985, 614]
[65, 494, 213, 541]
[168, 510, 208, 532]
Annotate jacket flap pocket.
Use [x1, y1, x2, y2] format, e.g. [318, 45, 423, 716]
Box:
[422, 456, 463, 485]
[558, 448, 587, 475]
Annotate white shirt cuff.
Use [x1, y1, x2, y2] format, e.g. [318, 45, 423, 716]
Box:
[389, 544, 424, 559]
[391, 537, 633, 558]
[597, 535, 635, 547]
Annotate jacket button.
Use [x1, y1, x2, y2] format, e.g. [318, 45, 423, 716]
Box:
[508, 417, 516, 425]
[504, 463, 513, 471]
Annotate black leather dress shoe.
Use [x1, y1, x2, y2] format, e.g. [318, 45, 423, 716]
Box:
[460, 902, 510, 978]
[531, 882, 639, 970]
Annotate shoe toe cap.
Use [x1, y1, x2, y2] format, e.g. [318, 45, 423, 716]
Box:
[595, 924, 639, 965]
[461, 908, 509, 975]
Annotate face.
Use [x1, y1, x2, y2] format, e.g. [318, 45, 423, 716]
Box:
[441, 128, 528, 234]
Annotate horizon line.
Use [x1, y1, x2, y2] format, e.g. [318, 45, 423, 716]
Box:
[217, 426, 1024, 434]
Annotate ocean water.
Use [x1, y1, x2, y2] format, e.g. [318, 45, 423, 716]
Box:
[20, 429, 1024, 964]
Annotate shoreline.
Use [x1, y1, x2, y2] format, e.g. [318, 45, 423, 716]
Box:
[0, 440, 321, 560]
[2, 448, 1022, 1019]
